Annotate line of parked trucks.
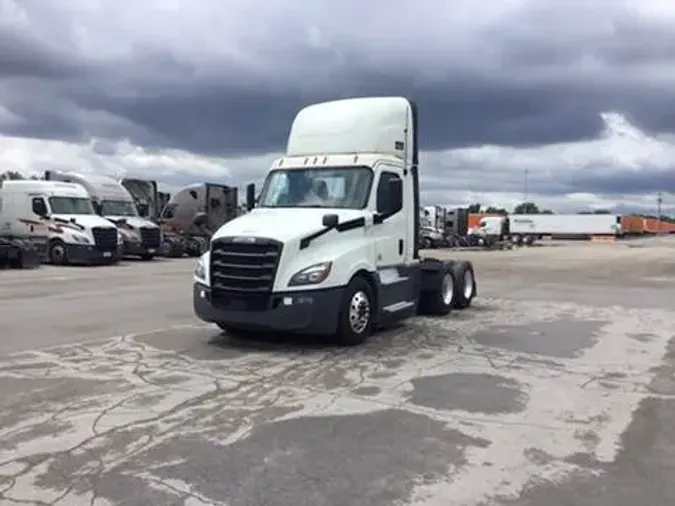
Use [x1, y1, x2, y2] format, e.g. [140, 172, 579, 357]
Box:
[419, 206, 673, 250]
[0, 171, 252, 268]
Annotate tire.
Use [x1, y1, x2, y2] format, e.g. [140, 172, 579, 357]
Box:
[419, 267, 456, 316]
[141, 253, 154, 261]
[48, 240, 68, 265]
[421, 237, 432, 249]
[334, 276, 375, 346]
[450, 261, 476, 309]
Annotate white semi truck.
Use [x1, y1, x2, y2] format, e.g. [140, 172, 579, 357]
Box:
[193, 97, 478, 345]
[0, 180, 120, 264]
[45, 171, 162, 260]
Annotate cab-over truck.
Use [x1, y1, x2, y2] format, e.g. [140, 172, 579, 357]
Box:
[193, 97, 477, 345]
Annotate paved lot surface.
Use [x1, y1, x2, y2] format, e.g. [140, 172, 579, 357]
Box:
[1, 237, 675, 506]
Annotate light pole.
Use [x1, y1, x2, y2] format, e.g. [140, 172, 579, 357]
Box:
[523, 169, 529, 214]
[657, 192, 663, 233]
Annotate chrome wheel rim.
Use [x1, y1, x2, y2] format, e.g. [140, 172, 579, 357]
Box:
[442, 273, 454, 305]
[348, 290, 370, 334]
[463, 270, 474, 299]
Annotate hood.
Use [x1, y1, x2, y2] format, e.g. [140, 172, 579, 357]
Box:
[51, 214, 116, 230]
[105, 215, 158, 229]
[213, 208, 367, 242]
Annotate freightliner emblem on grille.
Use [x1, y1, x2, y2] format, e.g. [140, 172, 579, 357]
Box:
[232, 236, 257, 243]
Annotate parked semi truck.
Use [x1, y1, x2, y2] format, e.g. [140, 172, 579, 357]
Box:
[471, 213, 623, 245]
[0, 180, 48, 268]
[160, 183, 240, 257]
[45, 172, 162, 260]
[193, 96, 478, 345]
[0, 180, 119, 264]
[121, 179, 241, 257]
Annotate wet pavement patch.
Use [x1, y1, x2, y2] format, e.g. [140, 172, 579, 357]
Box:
[408, 373, 529, 414]
[471, 319, 606, 358]
[0, 377, 122, 439]
[133, 409, 490, 506]
[493, 396, 675, 506]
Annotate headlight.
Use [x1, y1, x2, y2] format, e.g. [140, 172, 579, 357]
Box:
[194, 252, 209, 284]
[288, 262, 332, 286]
[72, 235, 91, 244]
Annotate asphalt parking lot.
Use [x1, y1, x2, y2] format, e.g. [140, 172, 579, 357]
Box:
[1, 237, 674, 506]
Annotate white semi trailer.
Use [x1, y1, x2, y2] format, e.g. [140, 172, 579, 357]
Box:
[471, 214, 623, 245]
[510, 214, 622, 240]
[193, 97, 478, 345]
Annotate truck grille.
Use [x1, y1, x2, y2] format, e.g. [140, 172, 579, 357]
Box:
[140, 227, 161, 248]
[210, 237, 282, 310]
[92, 227, 118, 250]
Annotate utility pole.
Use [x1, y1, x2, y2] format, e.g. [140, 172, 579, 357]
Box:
[657, 192, 663, 233]
[523, 169, 529, 214]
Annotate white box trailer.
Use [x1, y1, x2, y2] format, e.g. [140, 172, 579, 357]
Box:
[509, 214, 622, 238]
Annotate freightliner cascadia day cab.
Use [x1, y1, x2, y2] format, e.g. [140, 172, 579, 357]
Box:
[193, 97, 478, 345]
[45, 171, 162, 260]
[0, 180, 120, 264]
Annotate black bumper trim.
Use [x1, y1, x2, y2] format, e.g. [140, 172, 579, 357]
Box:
[193, 283, 344, 335]
[122, 241, 158, 256]
[66, 243, 118, 264]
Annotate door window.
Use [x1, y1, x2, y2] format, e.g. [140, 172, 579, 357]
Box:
[376, 172, 402, 214]
[31, 197, 48, 216]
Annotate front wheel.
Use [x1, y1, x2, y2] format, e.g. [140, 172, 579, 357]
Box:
[335, 276, 374, 346]
[48, 240, 68, 265]
[141, 253, 154, 261]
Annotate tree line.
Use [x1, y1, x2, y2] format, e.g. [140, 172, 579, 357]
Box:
[0, 170, 38, 181]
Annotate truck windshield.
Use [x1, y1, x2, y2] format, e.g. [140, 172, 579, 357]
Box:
[258, 166, 373, 209]
[101, 200, 138, 217]
[48, 197, 95, 215]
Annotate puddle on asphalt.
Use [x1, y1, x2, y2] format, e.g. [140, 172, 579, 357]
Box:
[471, 319, 606, 358]
[408, 372, 529, 414]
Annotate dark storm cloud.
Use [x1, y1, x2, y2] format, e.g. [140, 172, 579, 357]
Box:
[1, 0, 675, 210]
[566, 169, 675, 195]
[0, 31, 82, 79]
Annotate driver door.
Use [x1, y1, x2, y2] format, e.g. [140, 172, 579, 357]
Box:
[373, 168, 405, 269]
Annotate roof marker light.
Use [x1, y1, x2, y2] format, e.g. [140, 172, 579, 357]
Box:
[304, 157, 309, 165]
[313, 156, 318, 164]
[353, 155, 359, 164]
[278, 158, 284, 166]
[322, 156, 327, 164]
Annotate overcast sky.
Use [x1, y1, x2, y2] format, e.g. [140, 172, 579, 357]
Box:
[1, 0, 674, 214]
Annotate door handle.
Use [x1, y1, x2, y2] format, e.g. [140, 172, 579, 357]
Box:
[398, 239, 403, 255]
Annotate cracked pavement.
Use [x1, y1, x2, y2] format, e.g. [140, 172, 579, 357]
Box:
[1, 238, 675, 506]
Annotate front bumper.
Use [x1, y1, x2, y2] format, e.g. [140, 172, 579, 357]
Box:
[66, 244, 118, 264]
[193, 282, 344, 335]
[122, 241, 158, 256]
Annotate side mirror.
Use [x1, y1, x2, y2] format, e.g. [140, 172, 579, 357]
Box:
[322, 213, 339, 229]
[137, 203, 149, 217]
[193, 212, 209, 227]
[388, 178, 403, 213]
[246, 183, 256, 211]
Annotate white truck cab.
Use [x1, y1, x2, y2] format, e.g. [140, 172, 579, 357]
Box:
[471, 216, 506, 237]
[45, 171, 162, 260]
[0, 180, 120, 264]
[193, 97, 478, 345]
